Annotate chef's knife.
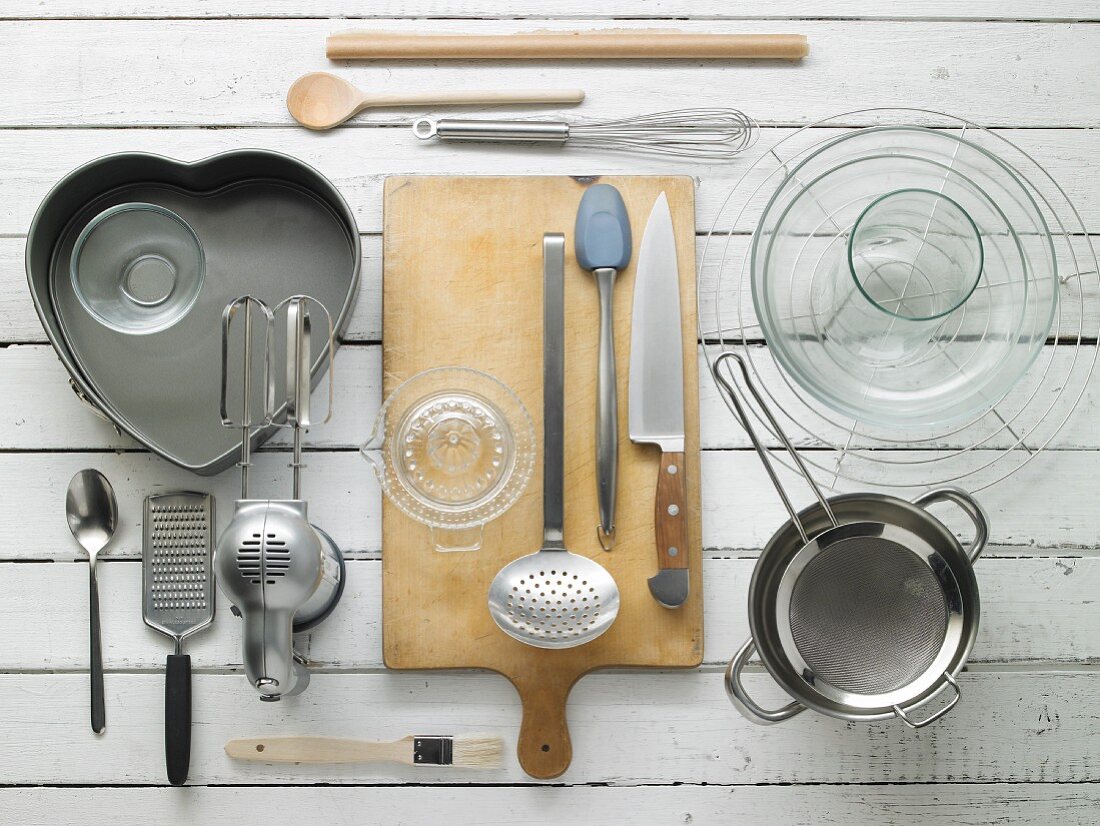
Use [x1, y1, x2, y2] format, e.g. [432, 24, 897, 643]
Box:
[629, 192, 689, 608]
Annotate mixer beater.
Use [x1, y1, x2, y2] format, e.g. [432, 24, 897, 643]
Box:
[214, 294, 344, 701]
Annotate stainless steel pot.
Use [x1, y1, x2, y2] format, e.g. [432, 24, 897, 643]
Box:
[712, 352, 988, 728]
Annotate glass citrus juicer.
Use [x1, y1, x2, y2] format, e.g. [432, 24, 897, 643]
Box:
[362, 367, 536, 552]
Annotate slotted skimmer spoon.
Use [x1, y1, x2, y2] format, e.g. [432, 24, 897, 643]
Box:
[488, 233, 620, 649]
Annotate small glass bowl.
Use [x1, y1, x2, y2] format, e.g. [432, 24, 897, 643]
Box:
[70, 202, 205, 335]
[363, 367, 536, 552]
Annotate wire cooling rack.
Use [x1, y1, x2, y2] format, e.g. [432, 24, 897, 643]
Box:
[698, 108, 1099, 493]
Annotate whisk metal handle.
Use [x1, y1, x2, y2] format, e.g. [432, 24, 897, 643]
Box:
[414, 117, 569, 145]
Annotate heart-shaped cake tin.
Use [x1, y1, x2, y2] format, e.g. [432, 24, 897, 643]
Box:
[27, 149, 361, 475]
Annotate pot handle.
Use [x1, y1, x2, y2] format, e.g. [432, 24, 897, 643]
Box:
[914, 487, 989, 562]
[724, 638, 805, 725]
[892, 672, 961, 729]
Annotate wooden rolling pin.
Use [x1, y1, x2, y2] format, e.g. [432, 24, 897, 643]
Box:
[327, 31, 809, 60]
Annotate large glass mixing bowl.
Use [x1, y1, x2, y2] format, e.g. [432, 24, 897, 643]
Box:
[752, 126, 1058, 427]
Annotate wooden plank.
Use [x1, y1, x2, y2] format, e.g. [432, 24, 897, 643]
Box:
[0, 344, 384, 450]
[0, 670, 1096, 784]
[381, 175, 702, 779]
[1, 447, 1099, 561]
[3, 235, 383, 343]
[6, 341, 1100, 452]
[7, 230, 1098, 344]
[3, 784, 1100, 826]
[0, 555, 1097, 671]
[4, 128, 1098, 240]
[0, 21, 1097, 127]
[4, 0, 1099, 21]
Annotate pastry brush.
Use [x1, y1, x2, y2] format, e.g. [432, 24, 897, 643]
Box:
[225, 734, 503, 769]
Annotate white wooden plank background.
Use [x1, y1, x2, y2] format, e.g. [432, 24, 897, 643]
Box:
[2, 2, 1098, 824]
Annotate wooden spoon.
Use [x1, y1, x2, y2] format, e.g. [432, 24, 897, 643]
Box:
[286, 72, 585, 130]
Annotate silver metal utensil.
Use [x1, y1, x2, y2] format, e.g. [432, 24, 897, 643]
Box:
[629, 192, 689, 608]
[215, 294, 344, 701]
[143, 492, 215, 785]
[487, 233, 620, 649]
[575, 184, 632, 550]
[412, 109, 757, 160]
[712, 351, 988, 729]
[65, 468, 118, 734]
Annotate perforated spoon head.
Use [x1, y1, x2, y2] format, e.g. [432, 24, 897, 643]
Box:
[488, 547, 620, 650]
[286, 72, 365, 130]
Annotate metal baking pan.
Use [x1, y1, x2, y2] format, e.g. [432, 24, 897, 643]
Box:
[26, 149, 361, 475]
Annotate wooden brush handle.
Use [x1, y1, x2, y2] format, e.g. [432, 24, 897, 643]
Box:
[225, 736, 409, 764]
[327, 31, 809, 60]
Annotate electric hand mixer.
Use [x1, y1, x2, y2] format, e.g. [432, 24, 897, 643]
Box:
[215, 294, 345, 701]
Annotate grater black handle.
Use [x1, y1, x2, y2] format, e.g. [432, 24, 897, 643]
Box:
[165, 653, 191, 786]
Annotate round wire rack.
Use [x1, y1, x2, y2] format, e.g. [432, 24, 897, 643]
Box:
[699, 108, 1099, 493]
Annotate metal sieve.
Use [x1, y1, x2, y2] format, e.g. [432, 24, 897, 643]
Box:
[713, 352, 987, 728]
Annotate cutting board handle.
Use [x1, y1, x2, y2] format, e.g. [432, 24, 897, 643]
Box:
[513, 675, 574, 779]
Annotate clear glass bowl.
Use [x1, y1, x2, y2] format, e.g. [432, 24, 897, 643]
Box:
[752, 126, 1058, 427]
[363, 367, 536, 552]
[70, 202, 205, 335]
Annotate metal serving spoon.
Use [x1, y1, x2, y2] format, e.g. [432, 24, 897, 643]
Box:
[66, 469, 118, 734]
[285, 72, 584, 130]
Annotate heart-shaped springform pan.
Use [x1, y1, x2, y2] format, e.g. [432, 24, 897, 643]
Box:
[27, 149, 361, 475]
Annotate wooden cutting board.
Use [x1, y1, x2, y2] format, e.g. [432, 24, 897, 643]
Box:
[381, 175, 703, 779]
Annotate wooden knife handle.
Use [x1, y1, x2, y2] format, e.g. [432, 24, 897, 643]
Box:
[655, 452, 688, 571]
[327, 31, 809, 60]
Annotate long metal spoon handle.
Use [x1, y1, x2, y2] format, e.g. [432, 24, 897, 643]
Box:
[88, 556, 105, 733]
[595, 267, 618, 543]
[543, 234, 566, 547]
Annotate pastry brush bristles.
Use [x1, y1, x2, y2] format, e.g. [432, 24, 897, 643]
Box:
[451, 734, 504, 769]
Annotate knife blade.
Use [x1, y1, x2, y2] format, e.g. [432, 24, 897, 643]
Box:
[629, 191, 689, 608]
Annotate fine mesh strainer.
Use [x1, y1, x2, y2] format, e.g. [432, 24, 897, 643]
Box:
[712, 352, 988, 728]
[487, 233, 620, 649]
